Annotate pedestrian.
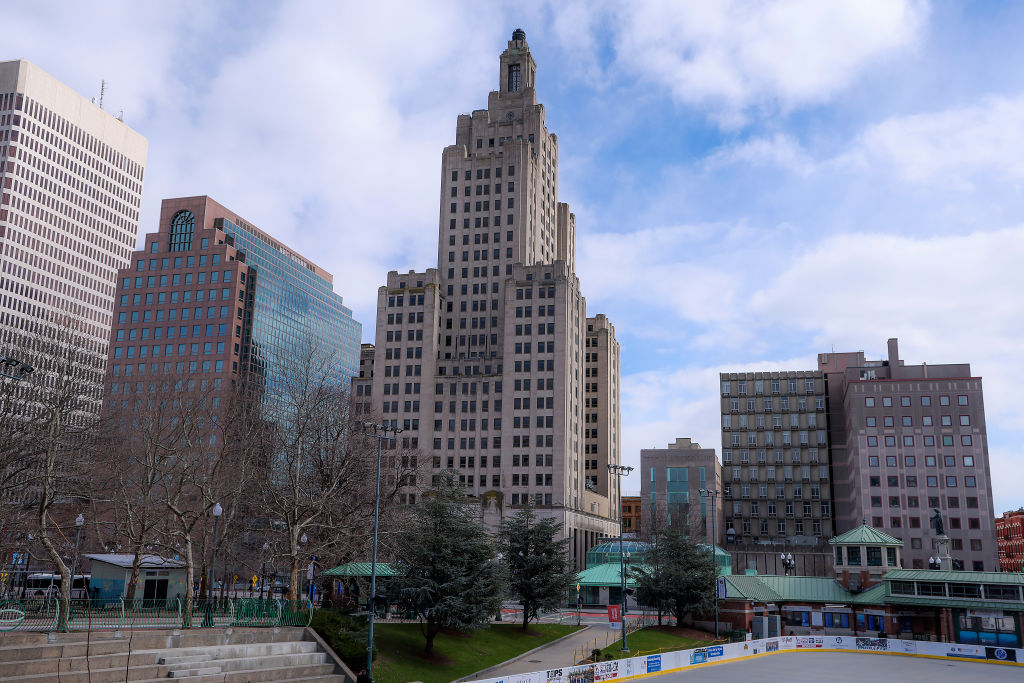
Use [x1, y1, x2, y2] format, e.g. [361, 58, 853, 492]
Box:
[356, 668, 371, 683]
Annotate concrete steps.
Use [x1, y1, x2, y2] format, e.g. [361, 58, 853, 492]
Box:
[0, 627, 352, 682]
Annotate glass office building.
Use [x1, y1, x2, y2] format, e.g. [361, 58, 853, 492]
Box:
[105, 196, 360, 414]
[219, 216, 360, 389]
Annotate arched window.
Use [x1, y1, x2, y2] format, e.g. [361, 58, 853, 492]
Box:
[169, 210, 194, 251]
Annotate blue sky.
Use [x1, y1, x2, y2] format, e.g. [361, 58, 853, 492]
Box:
[7, 1, 1023, 511]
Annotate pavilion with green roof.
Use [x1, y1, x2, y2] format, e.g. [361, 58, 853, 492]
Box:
[829, 522, 904, 589]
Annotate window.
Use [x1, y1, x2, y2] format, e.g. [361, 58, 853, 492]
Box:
[866, 417, 876, 427]
[965, 476, 976, 487]
[945, 476, 957, 487]
[169, 210, 195, 251]
[508, 63, 521, 91]
[884, 416, 894, 427]
[921, 396, 931, 406]
[882, 397, 893, 407]
[902, 436, 914, 447]
[865, 396, 875, 407]
[869, 456, 879, 467]
[940, 395, 950, 406]
[959, 415, 970, 426]
[927, 476, 938, 487]
[958, 395, 968, 406]
[867, 436, 878, 447]
[901, 396, 911, 407]
[905, 455, 916, 467]
[887, 456, 898, 467]
[961, 435, 973, 446]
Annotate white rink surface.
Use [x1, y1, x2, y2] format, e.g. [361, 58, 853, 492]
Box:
[656, 651, 1019, 682]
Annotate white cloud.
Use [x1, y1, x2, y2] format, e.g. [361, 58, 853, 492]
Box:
[608, 0, 928, 124]
[842, 95, 1024, 188]
[704, 133, 817, 175]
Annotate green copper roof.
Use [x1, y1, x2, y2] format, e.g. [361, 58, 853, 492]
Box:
[721, 575, 782, 602]
[576, 562, 638, 588]
[757, 576, 855, 603]
[883, 569, 1024, 585]
[828, 524, 903, 546]
[321, 562, 400, 577]
[852, 583, 888, 605]
[884, 595, 1024, 612]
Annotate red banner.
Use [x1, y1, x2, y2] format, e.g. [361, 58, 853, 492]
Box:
[608, 604, 621, 622]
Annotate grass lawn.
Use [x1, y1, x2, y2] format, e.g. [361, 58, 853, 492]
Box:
[371, 623, 580, 683]
[597, 626, 714, 660]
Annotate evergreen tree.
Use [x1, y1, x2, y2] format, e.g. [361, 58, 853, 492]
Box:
[392, 470, 503, 654]
[633, 528, 717, 624]
[499, 503, 576, 630]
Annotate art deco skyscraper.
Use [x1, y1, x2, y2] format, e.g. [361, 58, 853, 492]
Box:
[0, 60, 147, 409]
[353, 30, 621, 567]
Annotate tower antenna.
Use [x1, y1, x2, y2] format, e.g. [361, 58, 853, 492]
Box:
[99, 80, 106, 110]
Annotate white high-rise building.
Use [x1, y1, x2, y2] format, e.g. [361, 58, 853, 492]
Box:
[0, 60, 147, 408]
[352, 30, 621, 567]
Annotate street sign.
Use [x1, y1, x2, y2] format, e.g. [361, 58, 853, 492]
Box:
[251, 575, 258, 588]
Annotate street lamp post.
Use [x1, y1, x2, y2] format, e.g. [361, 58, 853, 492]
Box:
[699, 488, 720, 639]
[202, 502, 223, 627]
[68, 513, 84, 600]
[362, 421, 402, 683]
[260, 541, 269, 600]
[607, 464, 633, 652]
[0, 355, 34, 381]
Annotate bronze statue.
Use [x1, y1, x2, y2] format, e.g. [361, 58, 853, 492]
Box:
[930, 508, 944, 536]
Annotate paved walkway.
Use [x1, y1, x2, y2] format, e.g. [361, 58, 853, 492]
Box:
[469, 623, 625, 680]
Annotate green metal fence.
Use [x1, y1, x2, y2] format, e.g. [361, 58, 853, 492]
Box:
[0, 596, 312, 632]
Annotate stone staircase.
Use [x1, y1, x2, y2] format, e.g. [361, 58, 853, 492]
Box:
[0, 626, 353, 682]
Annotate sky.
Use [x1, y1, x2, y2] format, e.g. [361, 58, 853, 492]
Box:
[6, 1, 1023, 512]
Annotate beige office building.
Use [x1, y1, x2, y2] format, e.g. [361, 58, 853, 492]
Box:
[0, 60, 147, 409]
[353, 30, 621, 567]
[640, 438, 724, 544]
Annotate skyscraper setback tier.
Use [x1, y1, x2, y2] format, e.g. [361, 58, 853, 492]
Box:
[0, 60, 147, 409]
[105, 196, 361, 412]
[352, 30, 621, 568]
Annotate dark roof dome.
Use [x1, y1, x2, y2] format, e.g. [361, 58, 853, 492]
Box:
[512, 28, 526, 42]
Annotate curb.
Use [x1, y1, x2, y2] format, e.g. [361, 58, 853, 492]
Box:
[455, 625, 592, 682]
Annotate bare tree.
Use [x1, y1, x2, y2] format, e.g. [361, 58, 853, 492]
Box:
[146, 377, 256, 625]
[253, 343, 421, 601]
[4, 318, 103, 629]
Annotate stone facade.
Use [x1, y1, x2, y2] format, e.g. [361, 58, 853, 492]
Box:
[719, 372, 834, 544]
[355, 31, 621, 568]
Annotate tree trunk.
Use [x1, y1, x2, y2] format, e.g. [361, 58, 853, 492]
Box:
[289, 555, 300, 602]
[182, 541, 194, 628]
[125, 542, 144, 603]
[424, 619, 439, 655]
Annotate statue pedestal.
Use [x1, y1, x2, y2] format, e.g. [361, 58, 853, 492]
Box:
[934, 534, 952, 570]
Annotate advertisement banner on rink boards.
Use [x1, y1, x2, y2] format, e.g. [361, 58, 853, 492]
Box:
[855, 638, 889, 651]
[470, 638, 1023, 683]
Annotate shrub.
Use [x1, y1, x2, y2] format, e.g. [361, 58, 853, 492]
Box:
[311, 609, 372, 670]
